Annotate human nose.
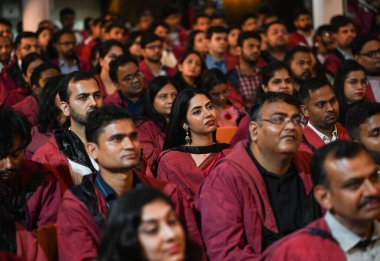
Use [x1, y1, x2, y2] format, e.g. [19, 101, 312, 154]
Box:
[362, 179, 379, 196]
[2, 156, 15, 169]
[161, 223, 175, 241]
[122, 137, 135, 149]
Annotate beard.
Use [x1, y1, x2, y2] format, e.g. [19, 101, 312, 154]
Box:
[63, 49, 77, 60]
[242, 53, 259, 65]
[70, 107, 92, 125]
[299, 24, 313, 32]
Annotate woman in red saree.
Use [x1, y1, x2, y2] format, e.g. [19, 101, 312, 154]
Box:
[155, 88, 230, 203]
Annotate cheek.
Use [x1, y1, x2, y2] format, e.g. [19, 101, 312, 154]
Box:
[139, 235, 161, 259]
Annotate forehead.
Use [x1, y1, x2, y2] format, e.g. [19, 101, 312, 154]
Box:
[338, 23, 355, 32]
[141, 200, 172, 220]
[188, 94, 211, 108]
[100, 118, 136, 138]
[243, 38, 260, 45]
[271, 68, 290, 78]
[268, 23, 286, 32]
[117, 62, 138, 75]
[362, 40, 380, 52]
[145, 40, 161, 47]
[308, 85, 335, 100]
[68, 78, 99, 95]
[156, 83, 177, 94]
[107, 45, 123, 54]
[297, 14, 311, 20]
[346, 70, 365, 78]
[60, 33, 75, 41]
[0, 24, 10, 31]
[292, 51, 311, 61]
[361, 113, 380, 132]
[184, 53, 200, 61]
[40, 68, 60, 79]
[261, 100, 299, 116]
[325, 151, 376, 182]
[211, 32, 227, 39]
[20, 37, 37, 45]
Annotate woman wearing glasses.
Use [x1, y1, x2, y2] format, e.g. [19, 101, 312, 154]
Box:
[155, 88, 230, 203]
[136, 76, 179, 167]
[334, 60, 368, 126]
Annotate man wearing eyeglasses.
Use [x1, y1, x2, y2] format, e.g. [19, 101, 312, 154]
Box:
[139, 32, 176, 87]
[299, 78, 350, 156]
[105, 54, 145, 120]
[196, 92, 322, 260]
[352, 34, 380, 103]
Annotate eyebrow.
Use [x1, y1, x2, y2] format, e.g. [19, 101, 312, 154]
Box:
[368, 127, 380, 135]
[341, 169, 379, 187]
[140, 209, 174, 224]
[270, 112, 301, 118]
[75, 90, 101, 97]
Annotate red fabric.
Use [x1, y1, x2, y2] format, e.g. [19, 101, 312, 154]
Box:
[224, 52, 239, 71]
[20, 160, 62, 231]
[16, 223, 47, 261]
[365, 81, 377, 102]
[0, 252, 25, 261]
[25, 127, 53, 161]
[227, 83, 245, 109]
[195, 140, 314, 260]
[12, 96, 39, 126]
[32, 137, 73, 192]
[0, 62, 20, 106]
[261, 218, 346, 261]
[230, 114, 250, 146]
[299, 123, 351, 155]
[57, 172, 203, 261]
[156, 148, 230, 203]
[77, 38, 96, 65]
[323, 53, 343, 76]
[3, 88, 28, 108]
[288, 31, 311, 49]
[103, 91, 128, 108]
[139, 60, 176, 87]
[136, 119, 165, 167]
[93, 74, 112, 99]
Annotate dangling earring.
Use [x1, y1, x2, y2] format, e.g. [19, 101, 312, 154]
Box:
[185, 127, 192, 145]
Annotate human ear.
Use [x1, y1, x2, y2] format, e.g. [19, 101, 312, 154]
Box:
[300, 104, 309, 117]
[249, 121, 259, 142]
[313, 185, 333, 210]
[86, 142, 99, 160]
[59, 101, 70, 117]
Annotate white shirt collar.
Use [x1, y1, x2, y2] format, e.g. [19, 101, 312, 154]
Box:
[307, 121, 338, 144]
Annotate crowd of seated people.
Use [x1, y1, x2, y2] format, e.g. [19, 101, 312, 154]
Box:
[0, 2, 380, 260]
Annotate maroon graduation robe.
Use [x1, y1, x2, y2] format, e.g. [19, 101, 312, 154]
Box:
[15, 223, 48, 261]
[25, 127, 53, 161]
[57, 172, 203, 261]
[299, 122, 351, 155]
[261, 218, 346, 261]
[139, 60, 176, 87]
[230, 114, 250, 146]
[136, 119, 165, 167]
[195, 140, 315, 261]
[12, 96, 39, 126]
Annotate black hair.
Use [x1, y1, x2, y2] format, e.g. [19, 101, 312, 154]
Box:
[293, 8, 311, 21]
[298, 77, 333, 104]
[99, 39, 124, 59]
[201, 68, 227, 93]
[149, 21, 170, 33]
[241, 12, 257, 26]
[36, 26, 52, 39]
[109, 54, 139, 84]
[21, 53, 43, 76]
[311, 141, 367, 188]
[237, 31, 261, 47]
[193, 13, 209, 25]
[330, 15, 355, 33]
[315, 24, 333, 37]
[52, 29, 75, 44]
[187, 30, 204, 51]
[125, 31, 142, 50]
[0, 108, 31, 158]
[84, 17, 93, 32]
[30, 63, 60, 88]
[249, 91, 300, 122]
[162, 4, 180, 19]
[264, 20, 287, 33]
[58, 71, 96, 103]
[346, 102, 380, 140]
[99, 186, 201, 261]
[163, 88, 213, 150]
[85, 105, 132, 144]
[14, 32, 37, 49]
[334, 60, 366, 124]
[36, 75, 68, 133]
[351, 34, 379, 56]
[255, 2, 274, 16]
[59, 7, 75, 21]
[0, 18, 12, 28]
[285, 45, 311, 65]
[90, 41, 102, 74]
[140, 32, 162, 49]
[206, 26, 228, 39]
[137, 76, 178, 131]
[210, 12, 227, 23]
[104, 22, 125, 33]
[137, 9, 152, 20]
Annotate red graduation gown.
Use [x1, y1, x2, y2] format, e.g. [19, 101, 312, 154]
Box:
[16, 223, 47, 261]
[261, 218, 346, 261]
[230, 114, 250, 146]
[288, 31, 311, 49]
[139, 60, 176, 87]
[25, 127, 52, 161]
[299, 123, 351, 155]
[11, 96, 39, 126]
[136, 119, 165, 167]
[103, 90, 128, 108]
[57, 172, 202, 261]
[195, 140, 314, 261]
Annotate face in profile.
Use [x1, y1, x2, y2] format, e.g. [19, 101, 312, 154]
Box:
[138, 200, 186, 261]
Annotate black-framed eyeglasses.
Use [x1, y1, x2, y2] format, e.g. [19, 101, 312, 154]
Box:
[124, 71, 144, 81]
[359, 49, 380, 58]
[257, 117, 306, 126]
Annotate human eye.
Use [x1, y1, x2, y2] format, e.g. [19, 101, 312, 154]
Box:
[272, 79, 281, 85]
[369, 129, 380, 138]
[77, 95, 87, 101]
[285, 78, 293, 84]
[316, 102, 324, 108]
[343, 180, 362, 190]
[94, 93, 102, 99]
[206, 103, 214, 110]
[159, 94, 168, 100]
[142, 225, 159, 235]
[193, 109, 201, 115]
[167, 216, 179, 226]
[271, 117, 285, 123]
[129, 132, 138, 141]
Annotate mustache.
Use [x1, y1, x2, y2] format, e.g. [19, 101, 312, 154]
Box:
[358, 196, 380, 209]
[0, 169, 18, 175]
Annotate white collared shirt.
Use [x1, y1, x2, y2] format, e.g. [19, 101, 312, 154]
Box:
[325, 211, 380, 260]
[307, 122, 338, 144]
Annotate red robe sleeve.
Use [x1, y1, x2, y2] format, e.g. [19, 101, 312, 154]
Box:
[15, 223, 47, 261]
[323, 53, 342, 76]
[230, 114, 249, 146]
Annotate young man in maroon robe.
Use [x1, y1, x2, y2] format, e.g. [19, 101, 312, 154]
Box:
[196, 92, 322, 260]
[139, 32, 176, 87]
[262, 141, 380, 260]
[0, 108, 61, 232]
[299, 78, 350, 155]
[288, 9, 314, 49]
[0, 32, 41, 107]
[32, 71, 103, 191]
[57, 105, 202, 261]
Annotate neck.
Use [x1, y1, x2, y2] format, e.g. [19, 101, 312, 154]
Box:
[250, 143, 293, 176]
[182, 75, 195, 86]
[209, 50, 224, 61]
[146, 60, 161, 74]
[60, 56, 75, 66]
[100, 168, 134, 196]
[100, 69, 111, 82]
[298, 29, 312, 36]
[70, 121, 87, 144]
[239, 60, 257, 75]
[188, 132, 214, 147]
[338, 46, 352, 56]
[310, 121, 335, 139]
[268, 49, 286, 61]
[334, 213, 374, 239]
